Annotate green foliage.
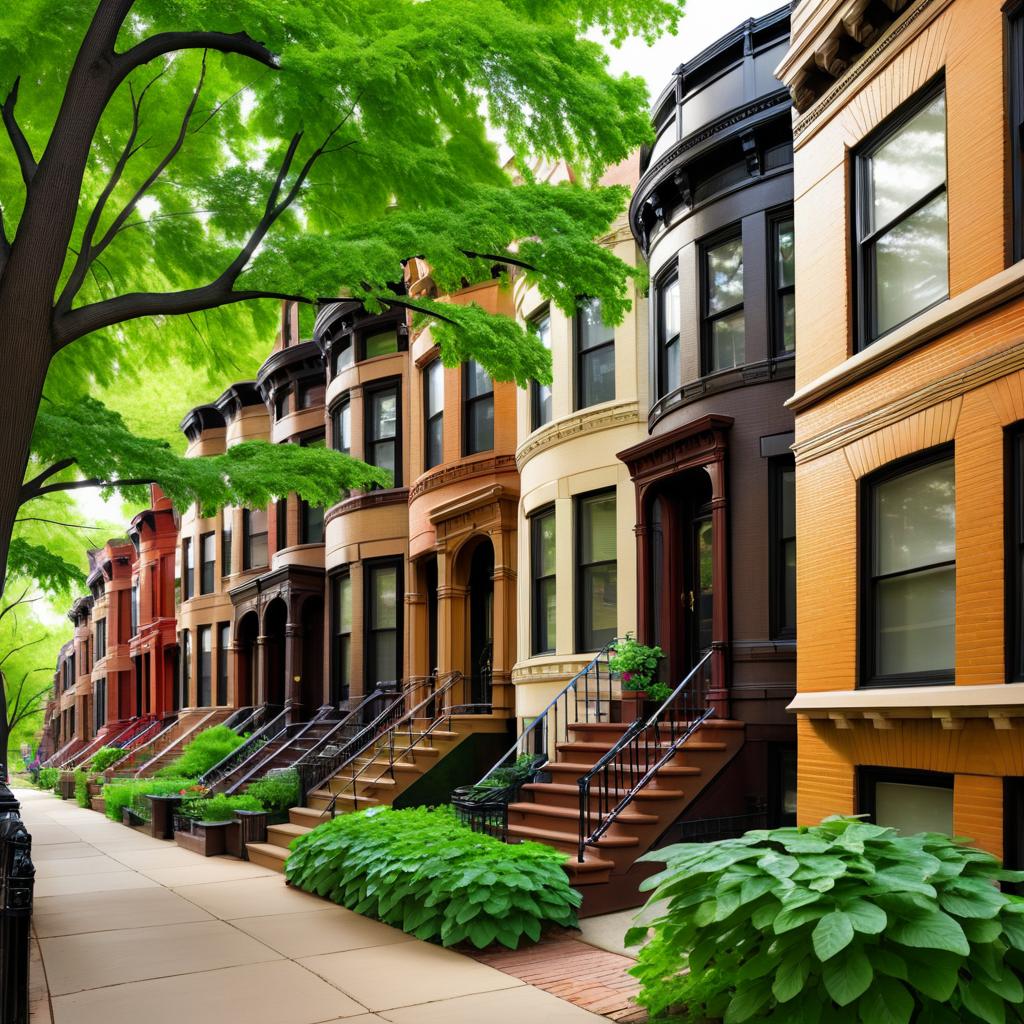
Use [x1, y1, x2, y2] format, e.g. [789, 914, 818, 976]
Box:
[73, 768, 91, 807]
[473, 754, 546, 792]
[610, 634, 663, 690]
[645, 682, 673, 704]
[179, 792, 262, 822]
[629, 816, 1024, 1023]
[36, 767, 59, 790]
[101, 776, 192, 822]
[154, 725, 246, 779]
[89, 746, 125, 773]
[286, 805, 581, 949]
[245, 770, 300, 814]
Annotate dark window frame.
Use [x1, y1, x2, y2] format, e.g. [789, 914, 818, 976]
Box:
[364, 377, 402, 487]
[574, 488, 617, 653]
[852, 75, 948, 349]
[364, 558, 404, 687]
[768, 206, 795, 358]
[273, 387, 290, 421]
[197, 624, 212, 706]
[462, 360, 494, 456]
[423, 357, 444, 471]
[1007, 425, 1024, 681]
[296, 376, 326, 410]
[574, 298, 615, 411]
[275, 497, 289, 552]
[529, 306, 553, 431]
[530, 506, 556, 656]
[216, 622, 230, 706]
[1010, 4, 1024, 263]
[330, 569, 353, 704]
[95, 617, 107, 661]
[221, 509, 233, 579]
[700, 225, 745, 376]
[857, 765, 955, 824]
[655, 269, 680, 401]
[242, 508, 269, 571]
[182, 537, 194, 600]
[199, 531, 216, 595]
[769, 455, 796, 641]
[859, 444, 955, 689]
[298, 433, 326, 544]
[181, 628, 191, 708]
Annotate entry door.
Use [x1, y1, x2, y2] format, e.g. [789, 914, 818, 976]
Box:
[687, 513, 714, 666]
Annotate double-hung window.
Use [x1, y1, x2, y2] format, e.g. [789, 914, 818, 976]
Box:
[198, 625, 212, 706]
[575, 299, 615, 409]
[332, 335, 354, 376]
[854, 81, 948, 345]
[221, 509, 233, 578]
[300, 436, 326, 544]
[181, 629, 191, 707]
[95, 618, 107, 661]
[702, 231, 745, 373]
[770, 458, 796, 639]
[1010, 9, 1024, 261]
[332, 572, 353, 703]
[424, 359, 444, 470]
[243, 509, 268, 570]
[1008, 429, 1024, 680]
[770, 212, 795, 356]
[199, 532, 215, 594]
[297, 379, 325, 409]
[531, 507, 556, 655]
[216, 623, 230, 705]
[367, 562, 400, 686]
[576, 491, 617, 651]
[273, 388, 289, 421]
[363, 327, 399, 359]
[366, 383, 400, 485]
[530, 310, 552, 430]
[863, 449, 955, 686]
[463, 361, 494, 455]
[656, 273, 680, 400]
[182, 538, 194, 600]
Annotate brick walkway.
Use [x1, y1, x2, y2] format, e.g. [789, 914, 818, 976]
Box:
[471, 934, 646, 1022]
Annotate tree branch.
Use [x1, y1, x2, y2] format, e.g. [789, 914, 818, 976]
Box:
[461, 249, 537, 272]
[0, 202, 9, 274]
[2, 77, 37, 188]
[28, 476, 159, 500]
[19, 458, 76, 504]
[114, 30, 278, 84]
[380, 298, 460, 328]
[14, 518, 107, 530]
[0, 636, 45, 669]
[0, 587, 33, 628]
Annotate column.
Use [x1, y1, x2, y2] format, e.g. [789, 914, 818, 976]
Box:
[705, 457, 730, 718]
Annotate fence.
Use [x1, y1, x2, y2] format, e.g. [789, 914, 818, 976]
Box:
[0, 782, 32, 1024]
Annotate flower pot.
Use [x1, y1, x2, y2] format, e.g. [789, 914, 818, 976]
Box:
[620, 690, 648, 721]
[174, 819, 232, 857]
[147, 794, 182, 840]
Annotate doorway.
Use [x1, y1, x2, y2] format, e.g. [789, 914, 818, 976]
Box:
[467, 541, 494, 707]
[263, 599, 287, 709]
[425, 556, 439, 680]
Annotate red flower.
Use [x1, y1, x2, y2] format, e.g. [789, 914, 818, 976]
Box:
[622, 671, 632, 682]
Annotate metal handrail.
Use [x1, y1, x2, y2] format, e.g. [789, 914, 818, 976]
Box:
[221, 705, 258, 732]
[577, 651, 714, 861]
[42, 736, 81, 769]
[289, 691, 388, 770]
[106, 714, 183, 774]
[199, 707, 290, 790]
[112, 715, 161, 750]
[477, 639, 620, 787]
[61, 717, 140, 769]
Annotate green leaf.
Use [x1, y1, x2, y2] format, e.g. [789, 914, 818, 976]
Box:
[902, 951, 959, 1001]
[888, 910, 970, 955]
[812, 911, 855, 961]
[961, 978, 1007, 1024]
[774, 903, 826, 934]
[771, 953, 809, 1003]
[841, 899, 887, 935]
[856, 976, 915, 1024]
[822, 944, 873, 1006]
[724, 983, 771, 1024]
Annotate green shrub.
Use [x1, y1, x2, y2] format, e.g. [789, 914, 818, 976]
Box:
[101, 777, 192, 822]
[285, 805, 581, 949]
[89, 746, 125, 772]
[154, 725, 245, 779]
[629, 816, 1024, 1023]
[609, 633, 663, 691]
[245, 770, 299, 814]
[36, 767, 59, 790]
[74, 769, 91, 808]
[472, 753, 546, 793]
[179, 792, 263, 822]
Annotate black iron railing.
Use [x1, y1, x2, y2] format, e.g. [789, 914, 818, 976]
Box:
[0, 782, 32, 1024]
[199, 706, 290, 791]
[451, 754, 548, 840]
[663, 811, 770, 845]
[577, 651, 714, 861]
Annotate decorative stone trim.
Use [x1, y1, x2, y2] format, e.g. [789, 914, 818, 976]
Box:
[516, 401, 641, 471]
[511, 656, 594, 684]
[409, 454, 517, 502]
[324, 488, 409, 526]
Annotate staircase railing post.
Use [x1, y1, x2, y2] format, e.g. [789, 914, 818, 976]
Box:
[0, 781, 33, 1024]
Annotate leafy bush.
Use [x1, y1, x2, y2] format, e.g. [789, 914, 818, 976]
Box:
[245, 770, 300, 814]
[285, 805, 581, 949]
[36, 767, 59, 790]
[101, 777, 191, 822]
[179, 792, 263, 822]
[629, 816, 1024, 1023]
[89, 746, 125, 772]
[645, 681, 673, 704]
[74, 769, 91, 808]
[473, 754, 546, 793]
[154, 725, 245, 779]
[609, 633, 663, 691]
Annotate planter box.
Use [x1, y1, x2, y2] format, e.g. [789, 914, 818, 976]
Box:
[619, 692, 648, 722]
[232, 810, 269, 859]
[57, 774, 76, 800]
[147, 794, 182, 840]
[174, 820, 233, 857]
[90, 797, 105, 814]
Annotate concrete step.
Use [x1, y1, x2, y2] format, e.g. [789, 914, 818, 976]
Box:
[508, 801, 659, 828]
[505, 823, 639, 852]
[246, 842, 288, 873]
[267, 823, 310, 850]
[521, 782, 686, 810]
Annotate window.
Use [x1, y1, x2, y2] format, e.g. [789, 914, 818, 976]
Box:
[863, 450, 955, 686]
[200, 532, 215, 594]
[273, 388, 290, 421]
[93, 678, 106, 733]
[221, 509, 233, 578]
[424, 358, 444, 470]
[95, 618, 107, 661]
[363, 327, 398, 359]
[216, 623, 230, 706]
[331, 572, 353, 703]
[366, 383, 400, 485]
[243, 509, 269, 570]
[531, 507, 556, 655]
[198, 625, 212, 706]
[530, 310, 552, 430]
[854, 82, 947, 345]
[181, 629, 191, 707]
[1010, 10, 1024, 262]
[770, 213, 795, 356]
[182, 538, 194, 600]
[331, 397, 351, 455]
[367, 562, 401, 685]
[702, 231, 745, 374]
[297, 379, 325, 409]
[300, 436, 325, 543]
[656, 274, 680, 400]
[575, 298, 615, 409]
[1008, 429, 1024, 680]
[276, 498, 289, 551]
[858, 767, 953, 836]
[463, 360, 494, 455]
[331, 335, 354, 376]
[770, 458, 796, 639]
[576, 491, 617, 651]
[130, 582, 139, 637]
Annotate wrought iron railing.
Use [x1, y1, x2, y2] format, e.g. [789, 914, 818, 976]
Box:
[60, 717, 137, 769]
[221, 706, 258, 732]
[451, 753, 548, 840]
[199, 707, 290, 791]
[0, 781, 32, 1024]
[105, 714, 183, 774]
[41, 736, 80, 769]
[577, 650, 714, 862]
[662, 811, 769, 845]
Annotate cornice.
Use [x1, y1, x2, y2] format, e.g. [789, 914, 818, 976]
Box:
[324, 487, 410, 526]
[516, 400, 641, 471]
[409, 454, 518, 503]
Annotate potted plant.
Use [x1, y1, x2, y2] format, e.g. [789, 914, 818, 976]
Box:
[609, 635, 664, 720]
[174, 793, 263, 857]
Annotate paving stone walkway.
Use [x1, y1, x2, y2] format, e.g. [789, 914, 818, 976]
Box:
[18, 787, 638, 1024]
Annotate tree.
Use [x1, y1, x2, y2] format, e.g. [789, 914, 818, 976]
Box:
[0, 0, 679, 601]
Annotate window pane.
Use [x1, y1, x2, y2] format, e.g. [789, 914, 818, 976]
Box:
[534, 384, 552, 426]
[249, 532, 268, 568]
[875, 781, 952, 835]
[876, 564, 955, 675]
[303, 503, 324, 544]
[364, 329, 398, 358]
[660, 277, 679, 342]
[783, 537, 796, 632]
[582, 494, 616, 564]
[426, 360, 443, 416]
[538, 513, 556, 576]
[372, 567, 398, 629]
[426, 416, 443, 469]
[707, 237, 743, 313]
[371, 439, 395, 477]
[874, 458, 955, 575]
[581, 346, 615, 407]
[337, 575, 352, 632]
[578, 299, 613, 351]
[710, 310, 745, 372]
[298, 381, 325, 409]
[333, 403, 351, 454]
[583, 563, 618, 649]
[373, 633, 398, 683]
[371, 390, 397, 440]
[870, 92, 946, 231]
[333, 339, 353, 374]
[249, 509, 267, 534]
[776, 219, 795, 288]
[664, 339, 680, 395]
[780, 293, 795, 353]
[874, 192, 948, 335]
[465, 360, 492, 399]
[781, 468, 795, 538]
[468, 397, 494, 453]
[538, 577, 556, 653]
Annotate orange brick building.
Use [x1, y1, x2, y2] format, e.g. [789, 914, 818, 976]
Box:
[779, 0, 1024, 856]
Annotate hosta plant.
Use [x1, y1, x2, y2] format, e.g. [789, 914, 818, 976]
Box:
[628, 816, 1024, 1023]
[89, 746, 126, 773]
[285, 805, 581, 949]
[154, 726, 246, 779]
[36, 767, 59, 790]
[245, 770, 300, 815]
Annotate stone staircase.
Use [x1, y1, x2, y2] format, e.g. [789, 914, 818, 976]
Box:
[246, 712, 509, 872]
[219, 716, 342, 794]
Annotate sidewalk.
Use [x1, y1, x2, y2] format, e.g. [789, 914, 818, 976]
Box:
[18, 788, 631, 1024]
